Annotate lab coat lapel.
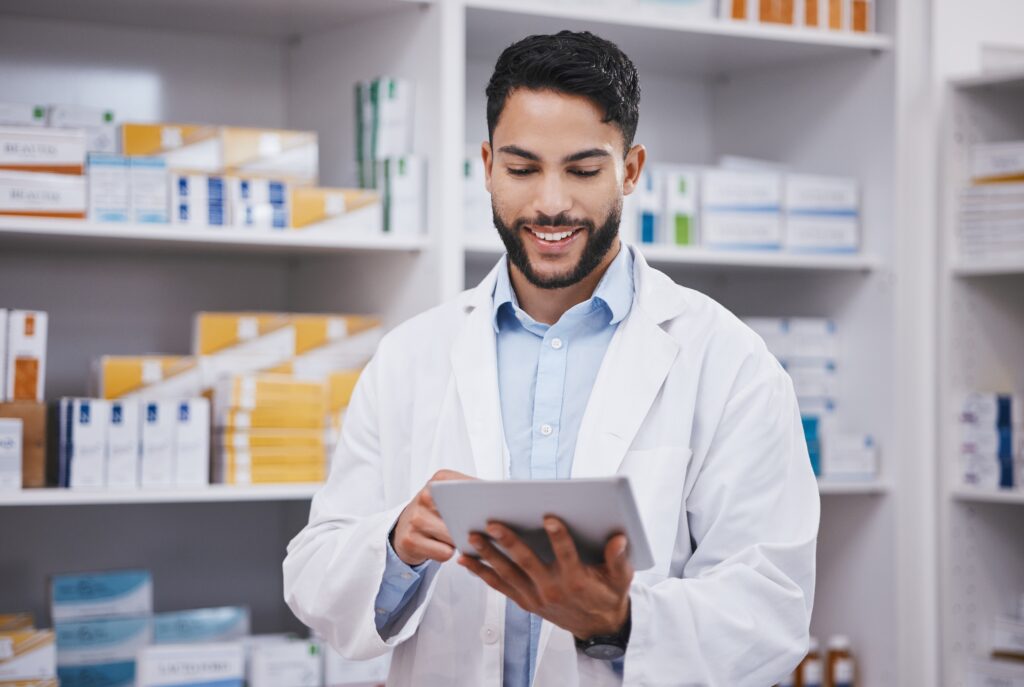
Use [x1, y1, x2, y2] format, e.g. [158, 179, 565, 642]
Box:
[450, 266, 506, 482]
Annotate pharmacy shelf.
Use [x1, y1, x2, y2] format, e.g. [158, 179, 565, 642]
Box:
[465, 234, 880, 272]
[465, 0, 891, 77]
[951, 69, 1024, 93]
[0, 0, 426, 39]
[0, 217, 429, 256]
[952, 487, 1024, 505]
[818, 480, 891, 495]
[951, 258, 1024, 277]
[0, 483, 322, 506]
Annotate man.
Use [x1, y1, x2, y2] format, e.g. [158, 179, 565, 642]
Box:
[284, 31, 819, 687]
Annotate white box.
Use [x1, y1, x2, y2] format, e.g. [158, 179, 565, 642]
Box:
[786, 359, 838, 399]
[0, 629, 56, 681]
[140, 400, 176, 488]
[377, 155, 424, 235]
[0, 102, 47, 128]
[700, 169, 782, 249]
[61, 398, 109, 490]
[229, 177, 288, 230]
[107, 399, 140, 489]
[50, 569, 153, 621]
[138, 642, 245, 687]
[0, 170, 86, 218]
[87, 153, 131, 222]
[822, 433, 878, 479]
[787, 317, 838, 362]
[47, 104, 115, 130]
[0, 417, 22, 491]
[784, 174, 860, 252]
[249, 640, 323, 687]
[962, 451, 1002, 490]
[660, 165, 700, 247]
[174, 398, 210, 487]
[55, 616, 152, 684]
[0, 126, 86, 173]
[131, 157, 170, 223]
[634, 166, 663, 244]
[154, 607, 250, 644]
[971, 141, 1024, 183]
[172, 173, 229, 227]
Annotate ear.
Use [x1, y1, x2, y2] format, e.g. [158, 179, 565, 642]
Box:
[621, 144, 647, 196]
[482, 141, 494, 194]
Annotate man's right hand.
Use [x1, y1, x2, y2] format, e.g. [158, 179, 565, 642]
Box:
[391, 469, 474, 566]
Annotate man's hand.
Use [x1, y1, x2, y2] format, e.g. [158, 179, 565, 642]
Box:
[391, 469, 474, 566]
[456, 516, 633, 640]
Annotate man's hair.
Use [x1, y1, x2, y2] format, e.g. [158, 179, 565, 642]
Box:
[485, 31, 641, 152]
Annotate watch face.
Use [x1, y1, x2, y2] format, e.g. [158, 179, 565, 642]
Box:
[584, 643, 626, 661]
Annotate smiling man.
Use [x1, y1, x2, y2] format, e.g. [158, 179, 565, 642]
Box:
[284, 31, 819, 687]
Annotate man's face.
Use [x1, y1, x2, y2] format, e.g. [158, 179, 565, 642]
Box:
[483, 89, 644, 289]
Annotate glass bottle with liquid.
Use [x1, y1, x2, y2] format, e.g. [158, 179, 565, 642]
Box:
[795, 636, 823, 687]
[825, 635, 856, 687]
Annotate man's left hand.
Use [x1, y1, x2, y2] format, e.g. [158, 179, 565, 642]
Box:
[456, 516, 633, 639]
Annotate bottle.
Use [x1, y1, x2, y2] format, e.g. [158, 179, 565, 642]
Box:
[796, 637, 823, 687]
[826, 635, 856, 687]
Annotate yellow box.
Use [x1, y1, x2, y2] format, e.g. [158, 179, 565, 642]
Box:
[216, 465, 326, 485]
[0, 630, 55, 683]
[328, 370, 362, 412]
[215, 375, 325, 411]
[0, 613, 33, 632]
[217, 428, 325, 451]
[120, 124, 317, 185]
[96, 356, 203, 399]
[293, 314, 381, 355]
[290, 187, 379, 229]
[218, 406, 327, 431]
[219, 448, 325, 470]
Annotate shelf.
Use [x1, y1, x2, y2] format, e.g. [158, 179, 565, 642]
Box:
[465, 0, 892, 77]
[0, 0, 426, 39]
[952, 487, 1024, 505]
[465, 235, 880, 272]
[951, 69, 1024, 93]
[818, 480, 890, 495]
[0, 217, 430, 256]
[0, 484, 322, 506]
[952, 258, 1024, 277]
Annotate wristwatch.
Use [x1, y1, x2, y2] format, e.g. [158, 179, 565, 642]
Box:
[574, 612, 631, 660]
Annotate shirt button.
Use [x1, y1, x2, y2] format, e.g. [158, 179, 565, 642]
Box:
[481, 625, 499, 645]
[540, 424, 553, 436]
[375, 607, 387, 615]
[550, 338, 563, 350]
[401, 572, 413, 580]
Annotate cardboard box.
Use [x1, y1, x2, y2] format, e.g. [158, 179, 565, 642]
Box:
[289, 186, 379, 230]
[328, 370, 362, 412]
[0, 127, 86, 175]
[55, 617, 151, 687]
[700, 169, 782, 249]
[971, 141, 1024, 184]
[785, 359, 838, 399]
[171, 173, 229, 227]
[784, 174, 860, 252]
[47, 105, 115, 130]
[0, 630, 56, 682]
[86, 153, 131, 223]
[121, 123, 318, 185]
[659, 165, 700, 247]
[217, 429, 325, 452]
[0, 613, 34, 632]
[131, 156, 169, 224]
[216, 375, 326, 411]
[137, 642, 245, 687]
[377, 155, 425, 235]
[218, 445, 325, 470]
[153, 607, 250, 645]
[822, 433, 878, 480]
[218, 406, 327, 431]
[96, 356, 203, 400]
[229, 177, 288, 230]
[106, 399, 139, 489]
[215, 464, 326, 485]
[0, 170, 86, 219]
[249, 640, 322, 687]
[140, 400, 176, 488]
[174, 398, 210, 487]
[0, 417, 23, 491]
[56, 399, 109, 490]
[0, 103, 46, 128]
[50, 569, 153, 622]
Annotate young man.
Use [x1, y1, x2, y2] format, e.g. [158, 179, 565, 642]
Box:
[284, 31, 819, 687]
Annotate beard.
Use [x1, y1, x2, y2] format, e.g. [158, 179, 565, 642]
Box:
[492, 198, 622, 290]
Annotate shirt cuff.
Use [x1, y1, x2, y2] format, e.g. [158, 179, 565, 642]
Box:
[373, 531, 432, 633]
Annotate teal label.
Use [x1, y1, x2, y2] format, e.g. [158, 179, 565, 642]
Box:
[52, 570, 150, 605]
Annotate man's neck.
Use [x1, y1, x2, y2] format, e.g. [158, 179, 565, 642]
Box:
[509, 240, 621, 326]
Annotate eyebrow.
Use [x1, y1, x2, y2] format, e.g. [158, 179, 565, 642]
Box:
[498, 145, 611, 164]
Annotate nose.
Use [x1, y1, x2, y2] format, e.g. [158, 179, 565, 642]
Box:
[533, 173, 573, 220]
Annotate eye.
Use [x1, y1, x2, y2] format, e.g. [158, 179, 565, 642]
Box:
[507, 167, 536, 177]
[569, 169, 601, 178]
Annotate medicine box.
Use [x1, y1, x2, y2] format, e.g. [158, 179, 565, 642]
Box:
[0, 126, 86, 175]
[153, 607, 250, 645]
[249, 639, 323, 687]
[215, 375, 326, 412]
[971, 140, 1024, 184]
[131, 156, 170, 224]
[57, 398, 110, 490]
[96, 356, 203, 400]
[171, 173, 229, 227]
[0, 613, 34, 631]
[659, 165, 699, 247]
[0, 170, 86, 219]
[0, 629, 56, 682]
[784, 174, 860, 253]
[328, 370, 362, 412]
[50, 569, 153, 622]
[229, 177, 288, 230]
[0, 103, 47, 128]
[289, 186, 379, 230]
[634, 167, 662, 244]
[55, 616, 152, 687]
[87, 153, 131, 222]
[174, 398, 210, 487]
[377, 155, 425, 235]
[0, 417, 23, 491]
[140, 400, 177, 488]
[137, 642, 245, 687]
[700, 169, 782, 249]
[106, 399, 140, 490]
[217, 429, 325, 453]
[822, 433, 879, 480]
[47, 105, 115, 130]
[0, 401, 47, 488]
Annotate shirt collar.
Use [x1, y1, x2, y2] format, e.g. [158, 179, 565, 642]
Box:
[491, 243, 634, 332]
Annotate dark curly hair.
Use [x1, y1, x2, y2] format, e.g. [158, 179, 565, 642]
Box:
[485, 30, 641, 154]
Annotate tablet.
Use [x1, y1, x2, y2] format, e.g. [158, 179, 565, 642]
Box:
[430, 476, 654, 571]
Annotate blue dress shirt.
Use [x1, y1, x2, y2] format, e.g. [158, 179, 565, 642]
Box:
[374, 245, 635, 686]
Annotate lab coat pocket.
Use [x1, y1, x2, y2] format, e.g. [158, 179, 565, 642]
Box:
[618, 446, 691, 582]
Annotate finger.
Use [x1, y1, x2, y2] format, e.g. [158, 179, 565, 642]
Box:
[543, 516, 581, 574]
[603, 534, 634, 590]
[471, 533, 540, 607]
[404, 536, 456, 563]
[431, 469, 476, 482]
[457, 554, 527, 607]
[410, 508, 455, 547]
[486, 522, 548, 584]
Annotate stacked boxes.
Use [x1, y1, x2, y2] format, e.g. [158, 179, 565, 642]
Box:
[153, 607, 249, 644]
[47, 104, 118, 154]
[95, 356, 204, 401]
[721, 0, 874, 32]
[959, 141, 1024, 262]
[0, 126, 86, 219]
[701, 169, 783, 250]
[0, 628, 57, 685]
[138, 643, 246, 687]
[784, 174, 860, 253]
[959, 393, 1021, 490]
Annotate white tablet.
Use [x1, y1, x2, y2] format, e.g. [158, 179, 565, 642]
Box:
[431, 476, 654, 571]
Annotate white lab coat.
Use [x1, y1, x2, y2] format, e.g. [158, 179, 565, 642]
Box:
[283, 247, 820, 687]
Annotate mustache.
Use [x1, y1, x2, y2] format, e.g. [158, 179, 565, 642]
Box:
[514, 213, 595, 230]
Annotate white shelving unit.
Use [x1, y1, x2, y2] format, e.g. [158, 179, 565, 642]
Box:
[0, 0, 937, 683]
[938, 68, 1024, 687]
